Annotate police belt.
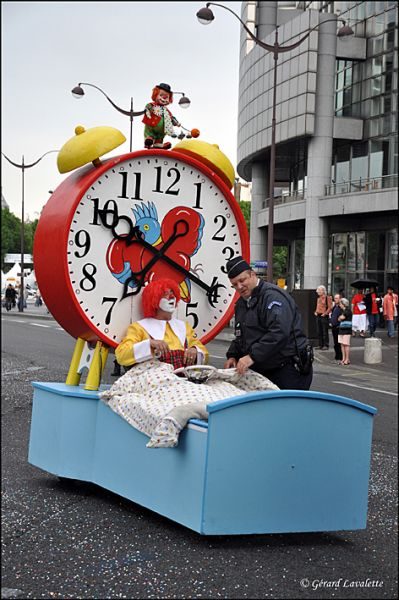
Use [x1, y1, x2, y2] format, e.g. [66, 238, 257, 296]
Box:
[261, 356, 297, 371]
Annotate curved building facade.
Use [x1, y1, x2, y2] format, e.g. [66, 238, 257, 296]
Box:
[238, 1, 398, 295]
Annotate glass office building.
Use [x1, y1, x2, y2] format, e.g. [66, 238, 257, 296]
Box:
[237, 1, 398, 295]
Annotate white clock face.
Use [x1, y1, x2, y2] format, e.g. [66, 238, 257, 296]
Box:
[66, 152, 247, 346]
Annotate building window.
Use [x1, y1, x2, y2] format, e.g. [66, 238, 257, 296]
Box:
[330, 230, 398, 296]
[335, 60, 354, 116]
[351, 141, 368, 185]
[245, 1, 257, 55]
[333, 2, 398, 179]
[386, 230, 398, 271]
[347, 232, 365, 272]
[366, 232, 385, 271]
[335, 144, 350, 186]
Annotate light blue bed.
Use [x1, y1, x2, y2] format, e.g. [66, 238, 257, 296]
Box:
[29, 382, 376, 535]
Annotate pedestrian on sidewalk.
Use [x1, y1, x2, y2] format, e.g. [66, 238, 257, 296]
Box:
[364, 286, 379, 337]
[224, 256, 313, 390]
[351, 289, 367, 337]
[34, 289, 43, 307]
[383, 286, 398, 338]
[338, 298, 352, 365]
[314, 285, 332, 350]
[330, 293, 343, 361]
[5, 284, 16, 311]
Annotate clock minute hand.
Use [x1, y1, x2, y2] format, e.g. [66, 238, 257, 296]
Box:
[137, 225, 226, 303]
[123, 221, 226, 306]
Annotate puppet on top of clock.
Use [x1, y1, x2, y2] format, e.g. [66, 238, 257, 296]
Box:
[142, 83, 200, 150]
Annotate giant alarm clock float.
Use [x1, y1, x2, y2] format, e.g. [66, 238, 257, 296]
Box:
[34, 127, 249, 387]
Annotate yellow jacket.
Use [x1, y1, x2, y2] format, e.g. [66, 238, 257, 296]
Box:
[115, 317, 208, 367]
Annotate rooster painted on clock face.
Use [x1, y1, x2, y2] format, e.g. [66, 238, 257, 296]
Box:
[105, 201, 205, 302]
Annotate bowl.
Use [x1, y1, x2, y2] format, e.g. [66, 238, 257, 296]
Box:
[173, 365, 217, 384]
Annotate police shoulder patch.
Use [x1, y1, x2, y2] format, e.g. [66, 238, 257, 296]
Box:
[267, 300, 282, 309]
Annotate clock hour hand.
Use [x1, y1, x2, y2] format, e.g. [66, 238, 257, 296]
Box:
[121, 219, 190, 296]
[122, 222, 226, 307]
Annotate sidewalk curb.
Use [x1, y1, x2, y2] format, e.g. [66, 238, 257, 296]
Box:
[2, 310, 54, 321]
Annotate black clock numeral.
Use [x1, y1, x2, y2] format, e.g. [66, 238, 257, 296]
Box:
[91, 198, 118, 227]
[153, 166, 181, 195]
[185, 302, 199, 329]
[80, 263, 97, 291]
[207, 276, 224, 307]
[91, 198, 139, 243]
[193, 182, 203, 209]
[221, 246, 235, 273]
[132, 172, 143, 200]
[118, 172, 128, 198]
[102, 297, 117, 325]
[212, 215, 227, 241]
[118, 172, 143, 200]
[74, 230, 91, 258]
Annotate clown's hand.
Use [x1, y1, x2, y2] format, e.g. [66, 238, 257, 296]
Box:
[150, 339, 170, 358]
[184, 347, 197, 366]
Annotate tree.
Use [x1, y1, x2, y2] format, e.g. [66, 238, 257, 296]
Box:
[1, 209, 20, 269]
[1, 209, 38, 270]
[235, 203, 288, 281]
[24, 218, 39, 255]
[238, 200, 251, 232]
[273, 246, 289, 281]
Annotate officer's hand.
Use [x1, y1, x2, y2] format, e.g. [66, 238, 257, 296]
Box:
[224, 357, 237, 369]
[236, 355, 254, 375]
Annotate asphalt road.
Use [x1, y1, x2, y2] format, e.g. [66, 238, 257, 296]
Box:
[1, 312, 398, 599]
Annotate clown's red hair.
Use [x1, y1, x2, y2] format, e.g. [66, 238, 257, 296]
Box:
[142, 278, 181, 318]
[151, 86, 173, 103]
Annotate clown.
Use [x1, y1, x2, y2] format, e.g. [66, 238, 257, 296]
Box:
[104, 278, 278, 448]
[142, 83, 181, 150]
[115, 278, 208, 369]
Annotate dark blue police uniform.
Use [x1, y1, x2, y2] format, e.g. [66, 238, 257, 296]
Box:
[227, 279, 313, 390]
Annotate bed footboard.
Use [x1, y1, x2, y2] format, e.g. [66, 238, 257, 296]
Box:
[201, 390, 376, 535]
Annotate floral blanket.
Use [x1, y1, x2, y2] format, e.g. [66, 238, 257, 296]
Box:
[100, 360, 279, 448]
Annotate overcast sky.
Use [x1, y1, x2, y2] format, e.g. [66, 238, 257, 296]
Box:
[1, 1, 242, 220]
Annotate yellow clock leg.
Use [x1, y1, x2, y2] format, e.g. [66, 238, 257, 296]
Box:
[100, 344, 110, 374]
[65, 337, 86, 386]
[84, 341, 108, 391]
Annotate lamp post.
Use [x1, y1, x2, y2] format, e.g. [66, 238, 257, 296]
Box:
[197, 2, 353, 283]
[1, 150, 58, 312]
[71, 82, 191, 152]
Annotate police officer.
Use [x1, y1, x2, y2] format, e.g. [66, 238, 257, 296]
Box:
[224, 256, 313, 390]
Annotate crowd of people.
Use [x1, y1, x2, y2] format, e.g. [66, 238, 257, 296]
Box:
[314, 284, 398, 366]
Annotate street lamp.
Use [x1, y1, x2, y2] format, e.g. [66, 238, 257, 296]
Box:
[71, 82, 191, 152]
[1, 150, 58, 312]
[197, 2, 353, 283]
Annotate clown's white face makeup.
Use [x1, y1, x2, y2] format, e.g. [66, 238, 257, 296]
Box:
[159, 297, 176, 313]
